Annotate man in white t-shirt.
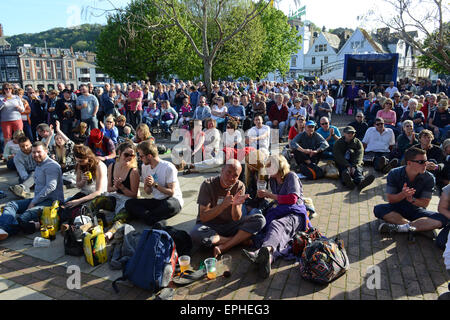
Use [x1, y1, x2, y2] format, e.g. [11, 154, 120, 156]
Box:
[247, 115, 271, 152]
[362, 117, 398, 173]
[385, 81, 399, 98]
[125, 141, 183, 226]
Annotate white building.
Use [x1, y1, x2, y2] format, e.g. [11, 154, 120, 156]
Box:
[75, 60, 114, 87]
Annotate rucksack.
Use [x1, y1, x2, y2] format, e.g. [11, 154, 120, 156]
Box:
[112, 229, 178, 293]
[292, 227, 323, 256]
[153, 225, 192, 257]
[299, 236, 349, 284]
[298, 163, 324, 180]
[64, 225, 84, 256]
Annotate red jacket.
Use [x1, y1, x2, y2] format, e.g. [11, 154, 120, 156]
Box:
[268, 104, 289, 122]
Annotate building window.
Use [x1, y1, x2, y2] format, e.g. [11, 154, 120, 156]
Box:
[324, 44, 327, 51]
[312, 57, 316, 65]
[26, 71, 31, 80]
[67, 61, 72, 68]
[36, 60, 41, 68]
[68, 71, 73, 80]
[324, 56, 328, 64]
[55, 61, 62, 68]
[46, 61, 51, 68]
[291, 56, 297, 67]
[80, 68, 89, 74]
[0, 71, 6, 81]
[57, 71, 62, 79]
[319, 44, 323, 52]
[25, 60, 30, 68]
[47, 71, 52, 80]
[315, 45, 318, 52]
[37, 71, 42, 80]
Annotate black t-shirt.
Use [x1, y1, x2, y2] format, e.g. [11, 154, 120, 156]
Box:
[386, 166, 435, 199]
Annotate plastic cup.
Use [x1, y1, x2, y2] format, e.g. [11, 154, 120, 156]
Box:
[33, 237, 50, 248]
[220, 254, 232, 278]
[257, 180, 267, 191]
[204, 258, 217, 280]
[179, 255, 191, 273]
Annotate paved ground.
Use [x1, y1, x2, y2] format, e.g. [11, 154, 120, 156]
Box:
[0, 114, 448, 300]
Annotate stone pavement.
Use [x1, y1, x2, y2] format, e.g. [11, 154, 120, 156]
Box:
[0, 114, 448, 300]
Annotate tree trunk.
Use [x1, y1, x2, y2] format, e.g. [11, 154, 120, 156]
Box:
[203, 58, 213, 102]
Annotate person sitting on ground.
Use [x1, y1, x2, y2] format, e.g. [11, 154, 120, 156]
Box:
[3, 130, 25, 171]
[313, 94, 332, 124]
[0, 141, 64, 241]
[160, 100, 178, 136]
[362, 117, 397, 173]
[290, 120, 329, 168]
[193, 95, 211, 121]
[243, 154, 310, 279]
[348, 112, 369, 141]
[88, 141, 140, 241]
[190, 159, 266, 258]
[10, 136, 36, 199]
[143, 100, 160, 129]
[86, 128, 116, 167]
[436, 139, 450, 193]
[116, 115, 136, 138]
[316, 116, 341, 160]
[374, 147, 448, 239]
[36, 123, 55, 148]
[288, 98, 307, 128]
[125, 141, 183, 226]
[266, 93, 289, 141]
[133, 123, 155, 144]
[287, 115, 306, 146]
[412, 129, 444, 179]
[59, 145, 108, 228]
[400, 98, 425, 133]
[72, 122, 89, 144]
[100, 115, 119, 145]
[333, 126, 375, 191]
[177, 97, 193, 128]
[226, 95, 246, 127]
[394, 120, 418, 162]
[49, 121, 76, 186]
[247, 115, 271, 152]
[376, 98, 398, 135]
[210, 96, 227, 132]
[428, 99, 450, 142]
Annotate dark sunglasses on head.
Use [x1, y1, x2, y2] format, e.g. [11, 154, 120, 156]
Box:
[123, 152, 135, 158]
[409, 159, 427, 164]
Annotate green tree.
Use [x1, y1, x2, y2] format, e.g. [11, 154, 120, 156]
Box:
[417, 22, 450, 74]
[254, 4, 302, 79]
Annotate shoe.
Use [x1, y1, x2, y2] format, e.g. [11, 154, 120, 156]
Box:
[378, 222, 399, 234]
[382, 158, 398, 174]
[0, 228, 8, 241]
[375, 156, 388, 172]
[358, 174, 375, 192]
[256, 247, 272, 279]
[242, 249, 258, 264]
[10, 184, 32, 199]
[341, 170, 356, 189]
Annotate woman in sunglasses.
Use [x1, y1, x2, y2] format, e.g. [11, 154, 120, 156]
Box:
[87, 140, 140, 240]
[59, 144, 108, 228]
[0, 83, 25, 143]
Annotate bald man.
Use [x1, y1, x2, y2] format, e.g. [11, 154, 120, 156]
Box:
[191, 159, 266, 257]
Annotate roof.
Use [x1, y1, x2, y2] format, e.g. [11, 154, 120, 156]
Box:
[322, 32, 342, 52]
[76, 60, 96, 68]
[359, 28, 386, 53]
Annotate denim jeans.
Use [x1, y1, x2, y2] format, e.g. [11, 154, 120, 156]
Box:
[82, 117, 98, 135]
[266, 120, 286, 138]
[161, 120, 173, 133]
[0, 198, 53, 235]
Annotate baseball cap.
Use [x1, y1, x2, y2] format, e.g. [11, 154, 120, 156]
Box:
[305, 120, 316, 127]
[343, 126, 356, 134]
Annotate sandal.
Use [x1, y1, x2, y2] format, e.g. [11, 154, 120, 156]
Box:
[172, 269, 207, 286]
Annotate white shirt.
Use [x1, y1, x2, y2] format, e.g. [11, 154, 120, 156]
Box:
[142, 160, 184, 207]
[325, 96, 335, 107]
[288, 106, 307, 119]
[211, 104, 227, 121]
[223, 130, 243, 148]
[385, 86, 399, 98]
[362, 127, 395, 153]
[247, 125, 271, 150]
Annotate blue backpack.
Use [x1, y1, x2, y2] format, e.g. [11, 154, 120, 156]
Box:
[112, 229, 178, 293]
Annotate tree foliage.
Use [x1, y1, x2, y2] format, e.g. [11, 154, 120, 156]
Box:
[417, 22, 450, 74]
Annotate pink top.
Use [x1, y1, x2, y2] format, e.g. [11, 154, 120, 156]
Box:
[181, 105, 192, 114]
[376, 109, 396, 125]
[128, 90, 143, 111]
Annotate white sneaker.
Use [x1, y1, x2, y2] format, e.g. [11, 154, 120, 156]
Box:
[0, 228, 8, 241]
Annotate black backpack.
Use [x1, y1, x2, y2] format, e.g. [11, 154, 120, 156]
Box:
[298, 163, 325, 180]
[64, 225, 84, 256]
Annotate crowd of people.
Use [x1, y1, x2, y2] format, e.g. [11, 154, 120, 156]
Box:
[0, 76, 448, 282]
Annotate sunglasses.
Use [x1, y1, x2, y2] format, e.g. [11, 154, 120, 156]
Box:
[375, 123, 384, 126]
[321, 123, 329, 125]
[123, 152, 136, 158]
[4, 87, 12, 91]
[409, 159, 427, 165]
[356, 116, 363, 118]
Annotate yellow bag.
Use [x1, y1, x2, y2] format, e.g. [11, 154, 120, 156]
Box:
[83, 225, 107, 267]
[40, 200, 60, 231]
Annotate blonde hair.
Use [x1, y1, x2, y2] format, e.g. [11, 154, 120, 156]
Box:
[266, 154, 290, 180]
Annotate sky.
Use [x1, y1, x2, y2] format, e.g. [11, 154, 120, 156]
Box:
[0, 0, 439, 36]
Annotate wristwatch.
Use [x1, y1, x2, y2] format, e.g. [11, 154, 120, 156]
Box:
[153, 183, 159, 190]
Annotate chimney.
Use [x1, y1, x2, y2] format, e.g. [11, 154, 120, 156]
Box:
[0, 24, 3, 37]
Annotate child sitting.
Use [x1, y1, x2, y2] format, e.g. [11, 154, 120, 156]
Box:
[3, 130, 25, 170]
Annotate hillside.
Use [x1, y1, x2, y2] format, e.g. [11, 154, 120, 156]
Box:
[5, 24, 103, 52]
